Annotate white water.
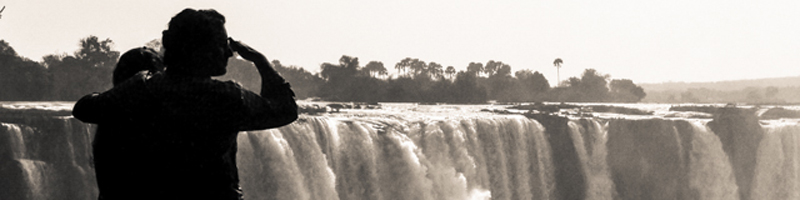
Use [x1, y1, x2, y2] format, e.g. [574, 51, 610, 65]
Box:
[2, 102, 800, 200]
[0, 118, 97, 200]
[751, 123, 800, 200]
[236, 115, 553, 200]
[686, 121, 739, 200]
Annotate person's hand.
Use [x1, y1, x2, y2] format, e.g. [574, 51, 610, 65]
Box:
[229, 38, 268, 64]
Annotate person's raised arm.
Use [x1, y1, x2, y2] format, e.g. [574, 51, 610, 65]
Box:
[229, 38, 298, 130]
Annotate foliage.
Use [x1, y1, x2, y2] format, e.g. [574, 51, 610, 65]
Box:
[363, 61, 387, 78]
[1, 38, 653, 103]
[217, 59, 323, 100]
[550, 69, 609, 102]
[0, 40, 51, 100]
[609, 79, 646, 102]
[514, 70, 550, 101]
[45, 36, 120, 100]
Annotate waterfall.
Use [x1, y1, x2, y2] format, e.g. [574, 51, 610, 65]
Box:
[236, 115, 553, 200]
[685, 121, 739, 200]
[568, 119, 614, 200]
[2, 105, 800, 200]
[751, 123, 800, 200]
[0, 117, 97, 200]
[607, 118, 740, 200]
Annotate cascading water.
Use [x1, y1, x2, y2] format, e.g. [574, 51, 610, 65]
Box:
[236, 115, 553, 200]
[568, 119, 614, 200]
[2, 103, 800, 200]
[751, 122, 800, 200]
[0, 116, 97, 200]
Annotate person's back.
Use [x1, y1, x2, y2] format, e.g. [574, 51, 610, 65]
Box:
[74, 8, 298, 200]
[91, 47, 163, 200]
[139, 74, 255, 199]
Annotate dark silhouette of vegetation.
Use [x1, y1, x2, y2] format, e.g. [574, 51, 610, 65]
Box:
[217, 59, 323, 100]
[0, 37, 119, 101]
[1, 37, 648, 103]
[609, 79, 647, 102]
[0, 40, 51, 100]
[553, 58, 563, 86]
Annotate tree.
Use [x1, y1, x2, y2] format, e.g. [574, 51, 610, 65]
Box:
[427, 62, 443, 80]
[339, 55, 360, 72]
[554, 68, 610, 102]
[409, 58, 426, 76]
[576, 68, 609, 102]
[445, 66, 456, 80]
[318, 62, 347, 100]
[394, 57, 412, 77]
[609, 79, 646, 102]
[215, 57, 261, 91]
[452, 71, 487, 103]
[144, 39, 164, 56]
[363, 61, 387, 78]
[515, 69, 550, 101]
[317, 55, 364, 101]
[0, 40, 51, 100]
[553, 58, 563, 86]
[75, 36, 119, 68]
[47, 36, 120, 100]
[495, 63, 512, 77]
[272, 62, 323, 99]
[484, 60, 498, 76]
[466, 62, 483, 76]
[483, 61, 514, 101]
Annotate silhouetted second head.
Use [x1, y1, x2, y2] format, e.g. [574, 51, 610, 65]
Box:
[162, 8, 233, 77]
[113, 47, 163, 86]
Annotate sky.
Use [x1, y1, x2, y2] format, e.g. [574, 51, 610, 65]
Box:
[1, 0, 799, 85]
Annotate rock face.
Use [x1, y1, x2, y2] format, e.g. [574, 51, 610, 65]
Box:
[606, 119, 694, 199]
[528, 114, 587, 200]
[760, 107, 800, 119]
[708, 108, 764, 200]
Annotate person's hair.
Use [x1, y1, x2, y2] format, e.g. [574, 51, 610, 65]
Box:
[161, 8, 226, 76]
[113, 47, 163, 86]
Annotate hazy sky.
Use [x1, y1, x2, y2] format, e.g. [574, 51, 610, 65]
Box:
[2, 0, 799, 85]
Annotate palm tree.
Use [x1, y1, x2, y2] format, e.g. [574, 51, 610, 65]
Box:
[466, 62, 483, 76]
[553, 58, 563, 86]
[428, 62, 443, 80]
[445, 66, 456, 80]
[364, 61, 387, 78]
[409, 58, 426, 76]
[395, 57, 412, 77]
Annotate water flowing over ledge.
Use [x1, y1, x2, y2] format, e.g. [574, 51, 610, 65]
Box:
[2, 102, 800, 200]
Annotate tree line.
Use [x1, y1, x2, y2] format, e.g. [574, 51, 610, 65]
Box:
[643, 86, 800, 104]
[1, 37, 117, 100]
[0, 36, 646, 103]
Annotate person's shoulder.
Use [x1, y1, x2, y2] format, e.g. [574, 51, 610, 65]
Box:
[207, 79, 244, 90]
[115, 71, 152, 88]
[200, 79, 245, 96]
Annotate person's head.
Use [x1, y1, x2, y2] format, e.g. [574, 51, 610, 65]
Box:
[113, 47, 164, 86]
[161, 8, 233, 77]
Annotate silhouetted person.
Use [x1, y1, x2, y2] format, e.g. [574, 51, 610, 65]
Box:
[112, 47, 164, 86]
[73, 8, 298, 200]
[90, 47, 164, 200]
